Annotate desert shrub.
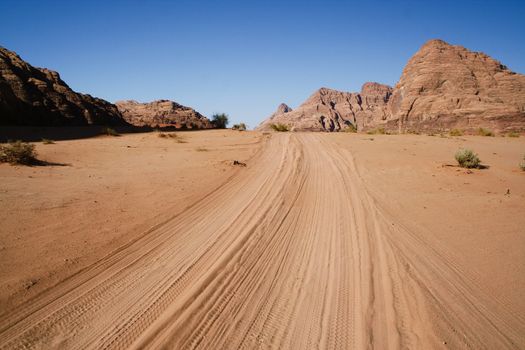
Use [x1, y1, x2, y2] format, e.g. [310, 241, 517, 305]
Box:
[232, 123, 247, 131]
[477, 127, 494, 137]
[520, 155, 525, 171]
[158, 132, 167, 138]
[41, 138, 55, 144]
[195, 147, 209, 152]
[0, 141, 38, 165]
[102, 127, 120, 136]
[270, 123, 289, 132]
[343, 124, 357, 133]
[367, 127, 386, 135]
[507, 132, 520, 138]
[211, 113, 229, 129]
[455, 148, 481, 168]
[449, 129, 463, 136]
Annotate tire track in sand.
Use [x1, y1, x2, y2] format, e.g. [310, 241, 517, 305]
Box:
[0, 133, 523, 349]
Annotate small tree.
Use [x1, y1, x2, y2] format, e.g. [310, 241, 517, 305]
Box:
[211, 113, 229, 129]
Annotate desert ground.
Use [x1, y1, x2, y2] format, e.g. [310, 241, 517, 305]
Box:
[0, 130, 524, 349]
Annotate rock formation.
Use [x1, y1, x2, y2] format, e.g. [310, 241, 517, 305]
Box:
[0, 46, 125, 126]
[115, 100, 212, 129]
[258, 103, 292, 128]
[257, 84, 392, 132]
[258, 39, 525, 133]
[386, 39, 525, 133]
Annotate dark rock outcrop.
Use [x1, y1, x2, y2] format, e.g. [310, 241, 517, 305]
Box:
[0, 46, 125, 126]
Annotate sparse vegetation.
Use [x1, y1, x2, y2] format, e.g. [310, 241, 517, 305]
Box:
[449, 129, 463, 136]
[158, 132, 186, 142]
[41, 138, 55, 144]
[270, 123, 290, 132]
[520, 155, 525, 171]
[195, 147, 209, 152]
[477, 127, 494, 137]
[211, 113, 229, 129]
[343, 124, 357, 133]
[367, 127, 386, 135]
[507, 132, 520, 138]
[232, 123, 247, 131]
[102, 127, 120, 136]
[0, 141, 38, 165]
[455, 148, 481, 168]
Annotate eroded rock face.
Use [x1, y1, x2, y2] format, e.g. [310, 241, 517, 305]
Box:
[115, 100, 212, 129]
[386, 39, 525, 133]
[257, 84, 392, 132]
[258, 39, 525, 133]
[0, 46, 125, 126]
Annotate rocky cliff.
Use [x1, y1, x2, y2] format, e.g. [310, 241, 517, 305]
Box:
[257, 83, 392, 132]
[258, 39, 525, 133]
[386, 39, 525, 133]
[115, 100, 212, 129]
[0, 46, 125, 126]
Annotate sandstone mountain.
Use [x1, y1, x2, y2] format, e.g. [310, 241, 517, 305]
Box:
[115, 100, 213, 129]
[257, 83, 392, 132]
[0, 46, 125, 126]
[259, 103, 292, 127]
[258, 39, 525, 133]
[386, 39, 525, 132]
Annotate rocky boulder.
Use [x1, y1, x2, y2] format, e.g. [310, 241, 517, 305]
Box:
[115, 100, 212, 129]
[0, 46, 125, 126]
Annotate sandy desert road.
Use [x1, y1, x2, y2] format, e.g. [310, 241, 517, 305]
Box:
[0, 133, 523, 349]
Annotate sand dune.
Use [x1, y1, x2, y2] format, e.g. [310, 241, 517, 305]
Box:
[0, 131, 524, 349]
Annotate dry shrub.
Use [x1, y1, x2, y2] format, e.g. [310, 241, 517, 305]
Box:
[455, 148, 481, 168]
[0, 141, 38, 165]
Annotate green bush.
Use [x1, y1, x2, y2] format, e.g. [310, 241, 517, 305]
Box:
[270, 123, 289, 132]
[449, 129, 463, 136]
[211, 113, 229, 129]
[232, 123, 247, 131]
[507, 132, 520, 138]
[0, 141, 38, 165]
[477, 127, 494, 137]
[455, 148, 481, 168]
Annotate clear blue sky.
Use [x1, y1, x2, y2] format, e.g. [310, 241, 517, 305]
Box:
[1, 0, 524, 128]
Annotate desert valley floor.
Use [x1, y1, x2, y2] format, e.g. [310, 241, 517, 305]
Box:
[0, 130, 524, 349]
